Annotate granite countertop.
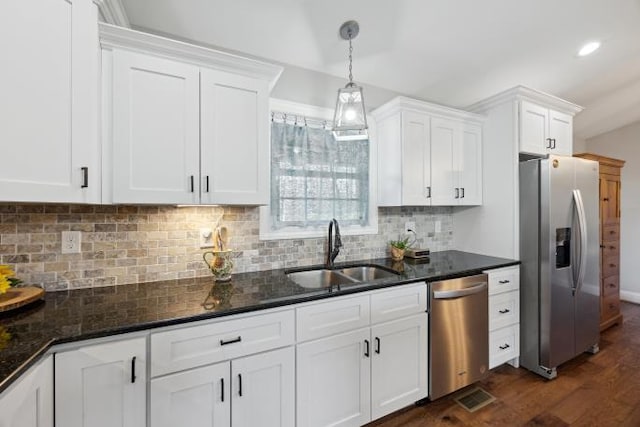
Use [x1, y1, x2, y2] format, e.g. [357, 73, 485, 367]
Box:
[0, 250, 518, 393]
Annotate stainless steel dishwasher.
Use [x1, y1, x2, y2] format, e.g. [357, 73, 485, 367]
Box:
[429, 274, 489, 400]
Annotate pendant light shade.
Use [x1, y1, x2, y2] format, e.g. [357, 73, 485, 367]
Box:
[333, 21, 368, 141]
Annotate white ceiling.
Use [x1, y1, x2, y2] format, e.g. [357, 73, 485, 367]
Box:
[121, 0, 640, 140]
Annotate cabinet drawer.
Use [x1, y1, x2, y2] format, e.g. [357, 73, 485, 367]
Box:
[602, 275, 620, 298]
[602, 224, 619, 242]
[601, 294, 620, 322]
[485, 266, 519, 295]
[602, 242, 620, 258]
[602, 255, 619, 278]
[370, 283, 427, 324]
[151, 310, 294, 377]
[489, 291, 519, 331]
[489, 324, 519, 369]
[296, 294, 370, 342]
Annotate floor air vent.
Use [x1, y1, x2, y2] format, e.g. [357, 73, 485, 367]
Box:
[453, 387, 496, 412]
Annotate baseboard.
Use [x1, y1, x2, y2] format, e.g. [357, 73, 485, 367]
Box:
[620, 290, 640, 304]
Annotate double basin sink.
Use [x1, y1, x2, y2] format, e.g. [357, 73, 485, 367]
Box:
[286, 265, 399, 289]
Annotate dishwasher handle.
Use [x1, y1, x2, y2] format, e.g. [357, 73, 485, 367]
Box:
[433, 282, 487, 299]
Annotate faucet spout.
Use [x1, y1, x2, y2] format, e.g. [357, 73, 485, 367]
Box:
[326, 218, 343, 268]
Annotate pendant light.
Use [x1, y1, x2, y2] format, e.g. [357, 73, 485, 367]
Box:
[332, 20, 368, 141]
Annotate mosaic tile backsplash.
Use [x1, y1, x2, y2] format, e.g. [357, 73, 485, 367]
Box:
[0, 204, 453, 291]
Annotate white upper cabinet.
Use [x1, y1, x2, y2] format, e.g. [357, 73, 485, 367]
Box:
[112, 51, 200, 204]
[400, 112, 431, 205]
[0, 0, 100, 203]
[201, 69, 269, 205]
[101, 24, 282, 205]
[520, 100, 574, 156]
[373, 97, 484, 207]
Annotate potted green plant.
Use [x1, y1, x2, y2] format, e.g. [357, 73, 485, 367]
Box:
[389, 237, 412, 261]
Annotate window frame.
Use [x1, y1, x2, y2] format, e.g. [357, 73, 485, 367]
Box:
[259, 98, 378, 240]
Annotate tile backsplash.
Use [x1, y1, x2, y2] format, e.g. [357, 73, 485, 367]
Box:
[0, 204, 453, 291]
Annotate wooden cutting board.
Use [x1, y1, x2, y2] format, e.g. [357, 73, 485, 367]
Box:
[0, 287, 44, 313]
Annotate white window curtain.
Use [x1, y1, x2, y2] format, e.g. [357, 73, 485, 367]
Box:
[270, 120, 369, 230]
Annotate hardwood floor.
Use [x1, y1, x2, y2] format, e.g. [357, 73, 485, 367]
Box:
[369, 302, 640, 427]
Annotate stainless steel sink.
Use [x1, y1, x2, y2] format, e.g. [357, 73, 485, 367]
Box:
[286, 265, 399, 289]
[286, 269, 358, 289]
[338, 266, 398, 282]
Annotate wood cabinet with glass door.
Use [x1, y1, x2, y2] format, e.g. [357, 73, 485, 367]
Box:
[574, 153, 625, 330]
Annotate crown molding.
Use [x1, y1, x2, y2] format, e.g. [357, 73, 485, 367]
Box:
[467, 85, 584, 116]
[99, 24, 283, 91]
[94, 0, 130, 27]
[371, 96, 486, 124]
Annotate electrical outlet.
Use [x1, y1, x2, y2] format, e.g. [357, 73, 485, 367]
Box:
[435, 220, 442, 233]
[405, 221, 416, 233]
[61, 231, 81, 254]
[200, 228, 214, 248]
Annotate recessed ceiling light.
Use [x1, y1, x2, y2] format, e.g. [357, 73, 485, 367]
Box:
[578, 41, 601, 57]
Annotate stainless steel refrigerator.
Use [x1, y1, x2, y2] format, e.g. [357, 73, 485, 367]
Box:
[520, 155, 600, 379]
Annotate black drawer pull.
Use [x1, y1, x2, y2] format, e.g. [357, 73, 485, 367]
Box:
[498, 280, 510, 284]
[499, 309, 510, 314]
[220, 336, 242, 346]
[238, 374, 243, 397]
[131, 356, 136, 383]
[221, 378, 225, 402]
[375, 337, 381, 354]
[499, 344, 510, 350]
[205, 175, 210, 193]
[364, 339, 370, 357]
[190, 175, 195, 192]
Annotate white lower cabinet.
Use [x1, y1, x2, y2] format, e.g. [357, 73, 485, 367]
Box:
[486, 265, 521, 369]
[0, 356, 53, 427]
[371, 314, 428, 420]
[151, 362, 229, 427]
[54, 337, 146, 427]
[296, 328, 371, 427]
[150, 347, 294, 427]
[296, 283, 429, 427]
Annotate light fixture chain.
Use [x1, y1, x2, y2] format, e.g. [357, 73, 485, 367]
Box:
[348, 36, 353, 83]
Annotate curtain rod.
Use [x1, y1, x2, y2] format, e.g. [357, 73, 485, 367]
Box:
[271, 111, 332, 130]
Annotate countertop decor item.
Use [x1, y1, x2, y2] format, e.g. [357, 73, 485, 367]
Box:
[332, 20, 368, 141]
[0, 265, 43, 313]
[389, 237, 412, 261]
[203, 249, 235, 282]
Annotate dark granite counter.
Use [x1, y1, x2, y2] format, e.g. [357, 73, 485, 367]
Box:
[0, 250, 518, 393]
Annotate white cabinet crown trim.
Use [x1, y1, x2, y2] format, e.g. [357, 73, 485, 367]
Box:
[467, 85, 583, 115]
[94, 0, 130, 27]
[99, 23, 283, 90]
[371, 96, 485, 124]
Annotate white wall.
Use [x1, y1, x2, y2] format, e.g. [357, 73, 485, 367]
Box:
[585, 120, 640, 303]
[573, 137, 587, 154]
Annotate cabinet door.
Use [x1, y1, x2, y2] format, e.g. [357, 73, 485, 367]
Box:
[549, 110, 573, 155]
[600, 174, 620, 227]
[457, 123, 483, 205]
[232, 347, 295, 427]
[519, 100, 549, 155]
[0, 356, 53, 427]
[150, 362, 230, 427]
[370, 314, 428, 420]
[297, 328, 371, 427]
[55, 338, 146, 427]
[201, 69, 269, 205]
[112, 50, 200, 204]
[430, 118, 457, 205]
[0, 0, 99, 203]
[400, 111, 431, 205]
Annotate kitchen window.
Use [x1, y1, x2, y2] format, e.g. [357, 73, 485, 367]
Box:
[259, 100, 377, 240]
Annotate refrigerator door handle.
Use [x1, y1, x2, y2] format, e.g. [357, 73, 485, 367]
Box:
[572, 189, 588, 293]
